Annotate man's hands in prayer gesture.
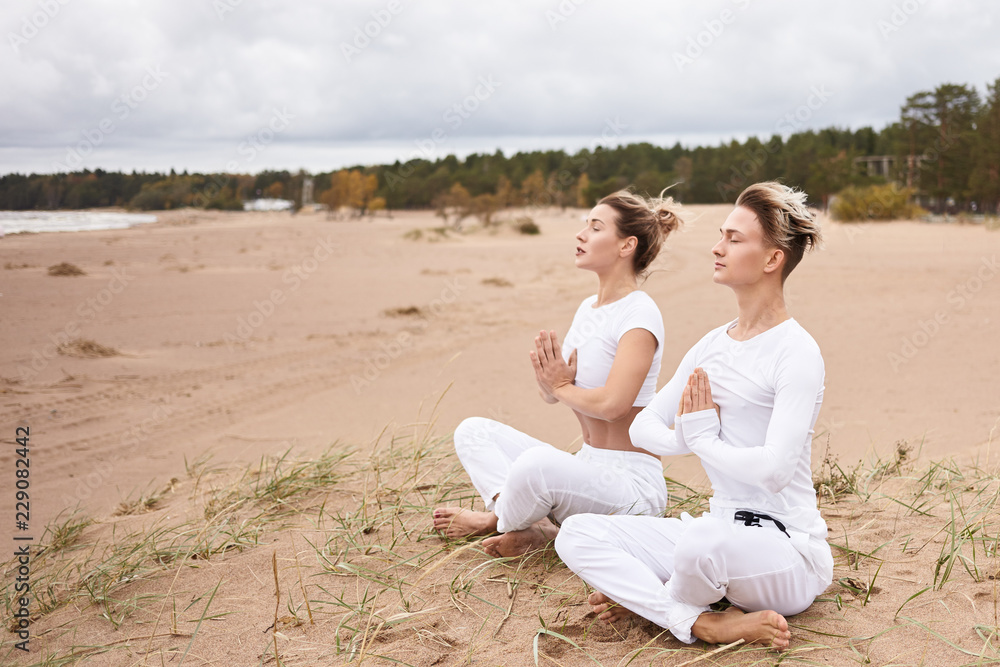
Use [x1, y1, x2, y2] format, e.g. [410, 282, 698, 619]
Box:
[677, 367, 721, 420]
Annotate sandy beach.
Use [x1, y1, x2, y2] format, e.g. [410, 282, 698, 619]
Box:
[1, 206, 999, 665]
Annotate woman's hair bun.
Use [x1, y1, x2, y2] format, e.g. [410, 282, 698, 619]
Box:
[650, 190, 683, 237]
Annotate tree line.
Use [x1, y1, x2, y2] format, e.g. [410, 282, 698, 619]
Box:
[1, 78, 997, 215]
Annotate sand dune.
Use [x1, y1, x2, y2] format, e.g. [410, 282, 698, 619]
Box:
[1, 206, 998, 664]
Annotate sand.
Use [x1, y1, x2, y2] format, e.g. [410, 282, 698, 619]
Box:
[0, 205, 998, 665]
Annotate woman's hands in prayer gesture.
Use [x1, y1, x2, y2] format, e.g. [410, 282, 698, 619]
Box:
[531, 330, 576, 402]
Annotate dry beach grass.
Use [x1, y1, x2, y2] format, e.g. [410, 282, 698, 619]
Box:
[1, 410, 998, 665]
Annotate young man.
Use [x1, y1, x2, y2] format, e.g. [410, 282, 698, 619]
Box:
[554, 182, 831, 650]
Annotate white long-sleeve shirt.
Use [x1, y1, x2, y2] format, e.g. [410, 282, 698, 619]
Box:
[630, 318, 828, 545]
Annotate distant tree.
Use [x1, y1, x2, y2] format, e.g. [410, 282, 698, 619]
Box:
[519, 170, 547, 207]
[633, 170, 668, 198]
[901, 84, 981, 206]
[575, 173, 591, 208]
[471, 193, 500, 226]
[970, 77, 1000, 214]
[433, 182, 472, 229]
[546, 172, 570, 209]
[319, 169, 378, 217]
[806, 149, 854, 208]
[494, 175, 513, 209]
[265, 181, 285, 199]
[673, 156, 693, 201]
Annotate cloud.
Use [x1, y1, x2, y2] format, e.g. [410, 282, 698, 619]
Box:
[1, 0, 998, 173]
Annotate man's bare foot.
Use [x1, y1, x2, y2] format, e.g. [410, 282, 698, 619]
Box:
[432, 507, 498, 538]
[692, 607, 790, 651]
[588, 591, 634, 624]
[482, 518, 559, 557]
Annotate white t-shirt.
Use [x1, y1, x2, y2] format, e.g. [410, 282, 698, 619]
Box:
[630, 318, 827, 546]
[562, 291, 664, 407]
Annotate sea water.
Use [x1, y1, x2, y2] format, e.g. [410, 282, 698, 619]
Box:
[0, 211, 158, 235]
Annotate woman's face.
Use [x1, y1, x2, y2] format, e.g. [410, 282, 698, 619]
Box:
[575, 204, 627, 273]
[711, 205, 778, 286]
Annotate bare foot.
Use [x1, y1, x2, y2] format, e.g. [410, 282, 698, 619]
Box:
[432, 507, 498, 538]
[482, 518, 559, 557]
[692, 607, 790, 651]
[588, 591, 634, 624]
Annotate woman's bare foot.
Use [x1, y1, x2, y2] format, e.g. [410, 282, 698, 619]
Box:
[588, 591, 634, 624]
[692, 607, 790, 651]
[432, 507, 498, 538]
[482, 518, 559, 557]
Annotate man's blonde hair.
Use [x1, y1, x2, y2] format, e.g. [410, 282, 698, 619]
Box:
[735, 182, 821, 280]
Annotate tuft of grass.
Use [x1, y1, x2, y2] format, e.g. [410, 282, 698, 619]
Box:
[37, 509, 93, 558]
[114, 480, 176, 516]
[48, 262, 86, 276]
[814, 438, 913, 504]
[383, 305, 424, 318]
[514, 217, 540, 235]
[482, 277, 513, 287]
[403, 227, 450, 242]
[57, 338, 119, 358]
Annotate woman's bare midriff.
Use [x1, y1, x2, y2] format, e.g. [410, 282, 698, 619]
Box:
[574, 406, 660, 458]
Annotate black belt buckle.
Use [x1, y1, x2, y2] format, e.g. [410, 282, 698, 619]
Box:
[734, 510, 790, 538]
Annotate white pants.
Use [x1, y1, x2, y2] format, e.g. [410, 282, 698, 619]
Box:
[555, 511, 830, 644]
[453, 417, 668, 533]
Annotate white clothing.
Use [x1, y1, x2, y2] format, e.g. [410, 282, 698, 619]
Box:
[451, 291, 667, 533]
[563, 291, 664, 407]
[556, 317, 832, 643]
[630, 318, 831, 578]
[454, 417, 668, 533]
[556, 512, 827, 644]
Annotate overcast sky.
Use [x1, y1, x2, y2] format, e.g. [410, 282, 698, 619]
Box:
[1, 0, 998, 175]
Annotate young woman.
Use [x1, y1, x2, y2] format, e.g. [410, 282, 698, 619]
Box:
[555, 182, 831, 650]
[432, 190, 684, 558]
